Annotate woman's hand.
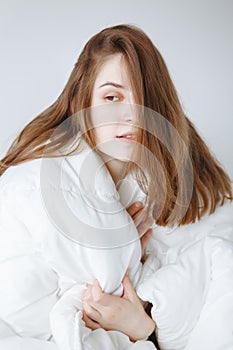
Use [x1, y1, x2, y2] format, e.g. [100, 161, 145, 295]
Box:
[82, 274, 155, 342]
[127, 202, 154, 261]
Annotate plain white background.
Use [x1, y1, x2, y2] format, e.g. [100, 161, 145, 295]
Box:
[0, 0, 232, 177]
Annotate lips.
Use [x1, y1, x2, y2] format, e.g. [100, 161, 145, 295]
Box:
[116, 133, 137, 141]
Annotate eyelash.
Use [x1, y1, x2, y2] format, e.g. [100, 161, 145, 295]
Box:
[105, 94, 122, 102]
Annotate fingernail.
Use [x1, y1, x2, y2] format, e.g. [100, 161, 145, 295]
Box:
[135, 202, 142, 208]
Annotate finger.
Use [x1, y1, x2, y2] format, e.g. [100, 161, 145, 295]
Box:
[137, 217, 154, 238]
[82, 311, 101, 330]
[132, 209, 146, 228]
[127, 202, 143, 218]
[82, 284, 92, 301]
[88, 293, 119, 310]
[140, 228, 152, 246]
[83, 301, 102, 321]
[140, 228, 152, 258]
[122, 274, 139, 303]
[83, 280, 103, 303]
[88, 299, 108, 312]
[91, 279, 103, 302]
[133, 206, 154, 228]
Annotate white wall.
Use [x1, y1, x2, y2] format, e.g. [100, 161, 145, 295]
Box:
[0, 0, 232, 177]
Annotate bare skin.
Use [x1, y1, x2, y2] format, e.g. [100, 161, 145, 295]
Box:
[82, 201, 156, 342]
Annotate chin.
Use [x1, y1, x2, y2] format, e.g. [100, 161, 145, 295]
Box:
[96, 142, 133, 162]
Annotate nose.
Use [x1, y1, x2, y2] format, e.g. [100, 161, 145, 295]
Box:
[121, 102, 136, 123]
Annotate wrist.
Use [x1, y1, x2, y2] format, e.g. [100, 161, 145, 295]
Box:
[130, 314, 156, 342]
[142, 314, 156, 339]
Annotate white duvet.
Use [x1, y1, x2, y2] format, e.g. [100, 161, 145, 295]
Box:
[0, 144, 233, 350]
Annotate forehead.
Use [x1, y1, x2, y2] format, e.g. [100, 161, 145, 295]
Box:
[93, 54, 130, 88]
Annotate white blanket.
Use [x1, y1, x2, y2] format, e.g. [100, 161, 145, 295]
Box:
[0, 336, 58, 350]
[0, 142, 233, 350]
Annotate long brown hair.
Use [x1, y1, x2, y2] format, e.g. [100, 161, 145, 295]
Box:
[0, 24, 232, 225]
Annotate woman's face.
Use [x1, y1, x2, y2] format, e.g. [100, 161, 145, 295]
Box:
[90, 54, 138, 161]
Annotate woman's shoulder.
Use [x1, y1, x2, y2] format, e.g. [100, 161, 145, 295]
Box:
[0, 152, 84, 192]
[0, 158, 43, 191]
[0, 148, 109, 195]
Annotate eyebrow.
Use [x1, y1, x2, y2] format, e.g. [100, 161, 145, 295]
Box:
[98, 82, 125, 89]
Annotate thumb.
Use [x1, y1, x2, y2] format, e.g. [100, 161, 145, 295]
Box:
[122, 274, 139, 303]
[91, 279, 103, 301]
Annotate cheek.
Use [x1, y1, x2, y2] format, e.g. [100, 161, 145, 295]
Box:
[94, 125, 115, 144]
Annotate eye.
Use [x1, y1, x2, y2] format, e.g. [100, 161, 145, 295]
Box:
[105, 95, 121, 102]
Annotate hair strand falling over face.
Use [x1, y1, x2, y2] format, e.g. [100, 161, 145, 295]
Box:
[0, 24, 232, 226]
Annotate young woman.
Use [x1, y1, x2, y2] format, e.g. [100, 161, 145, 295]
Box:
[0, 24, 232, 350]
